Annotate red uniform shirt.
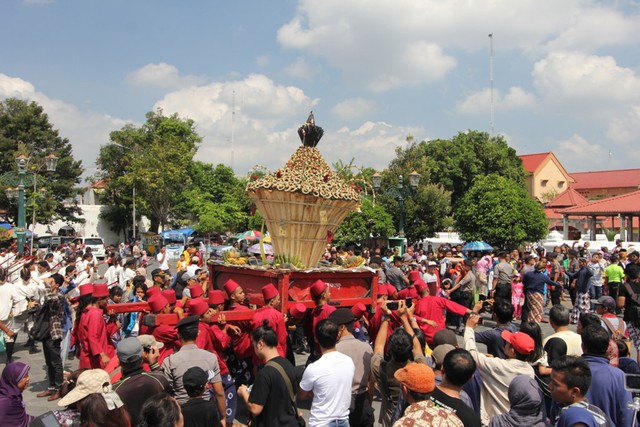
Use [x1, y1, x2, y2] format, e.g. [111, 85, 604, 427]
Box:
[229, 304, 254, 359]
[77, 307, 115, 369]
[414, 296, 467, 345]
[207, 323, 230, 375]
[251, 306, 287, 358]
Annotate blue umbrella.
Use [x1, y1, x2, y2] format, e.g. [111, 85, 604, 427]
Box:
[461, 241, 493, 252]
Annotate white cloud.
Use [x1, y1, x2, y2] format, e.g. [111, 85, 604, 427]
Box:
[456, 86, 535, 114]
[0, 73, 128, 179]
[284, 57, 317, 79]
[330, 98, 376, 120]
[126, 63, 207, 89]
[554, 134, 610, 170]
[276, 1, 639, 91]
[607, 105, 640, 143]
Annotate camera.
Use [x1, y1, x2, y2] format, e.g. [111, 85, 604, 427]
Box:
[625, 373, 640, 393]
[143, 346, 151, 353]
[405, 297, 413, 308]
[387, 301, 399, 310]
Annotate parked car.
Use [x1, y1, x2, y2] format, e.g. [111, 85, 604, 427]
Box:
[72, 236, 107, 259]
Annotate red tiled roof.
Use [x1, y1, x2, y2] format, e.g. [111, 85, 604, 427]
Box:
[559, 189, 640, 215]
[89, 179, 107, 189]
[569, 169, 640, 190]
[519, 152, 550, 174]
[546, 188, 589, 208]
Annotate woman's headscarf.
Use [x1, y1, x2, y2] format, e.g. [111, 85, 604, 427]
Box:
[0, 362, 34, 427]
[488, 375, 546, 427]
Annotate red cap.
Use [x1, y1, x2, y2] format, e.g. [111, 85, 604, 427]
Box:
[262, 284, 279, 301]
[223, 279, 240, 296]
[92, 284, 109, 298]
[79, 284, 94, 297]
[189, 298, 209, 316]
[407, 270, 422, 283]
[148, 294, 169, 313]
[501, 330, 535, 355]
[351, 303, 367, 319]
[387, 284, 397, 297]
[377, 283, 389, 296]
[415, 279, 428, 295]
[188, 285, 204, 298]
[208, 290, 225, 306]
[146, 286, 161, 298]
[310, 280, 327, 298]
[162, 289, 177, 305]
[289, 303, 307, 320]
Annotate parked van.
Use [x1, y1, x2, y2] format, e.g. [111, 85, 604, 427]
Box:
[72, 236, 106, 259]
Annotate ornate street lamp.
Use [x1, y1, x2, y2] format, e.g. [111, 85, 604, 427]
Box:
[371, 170, 421, 238]
[15, 154, 31, 255]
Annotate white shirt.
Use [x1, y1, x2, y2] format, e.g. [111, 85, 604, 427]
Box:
[104, 265, 119, 287]
[157, 251, 169, 270]
[10, 278, 40, 316]
[300, 350, 355, 426]
[0, 281, 18, 321]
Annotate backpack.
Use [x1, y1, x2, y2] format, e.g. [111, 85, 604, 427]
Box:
[29, 303, 50, 342]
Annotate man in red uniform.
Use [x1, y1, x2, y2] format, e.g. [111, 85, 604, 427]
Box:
[77, 283, 115, 369]
[187, 298, 215, 353]
[146, 294, 180, 364]
[413, 280, 471, 346]
[251, 284, 287, 357]
[224, 278, 254, 388]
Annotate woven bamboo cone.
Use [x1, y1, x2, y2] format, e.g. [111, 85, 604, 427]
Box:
[250, 188, 358, 268]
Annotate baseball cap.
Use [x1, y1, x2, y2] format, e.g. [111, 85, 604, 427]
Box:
[58, 369, 124, 408]
[328, 308, 355, 325]
[501, 330, 535, 355]
[183, 366, 208, 392]
[182, 271, 196, 281]
[137, 334, 164, 350]
[431, 344, 455, 367]
[116, 337, 143, 363]
[595, 295, 616, 310]
[393, 362, 436, 393]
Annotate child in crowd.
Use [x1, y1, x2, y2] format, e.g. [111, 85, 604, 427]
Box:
[180, 366, 222, 427]
[511, 274, 524, 320]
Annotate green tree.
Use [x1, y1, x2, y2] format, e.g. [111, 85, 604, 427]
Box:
[422, 130, 526, 207]
[333, 198, 395, 246]
[455, 174, 548, 249]
[0, 98, 84, 225]
[180, 163, 252, 233]
[376, 136, 452, 243]
[95, 109, 201, 233]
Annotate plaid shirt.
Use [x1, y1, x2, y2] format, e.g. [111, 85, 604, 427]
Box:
[45, 291, 65, 340]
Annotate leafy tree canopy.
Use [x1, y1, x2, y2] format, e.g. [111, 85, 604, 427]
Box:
[333, 198, 395, 246]
[422, 130, 526, 207]
[95, 109, 201, 233]
[0, 98, 84, 225]
[455, 174, 548, 249]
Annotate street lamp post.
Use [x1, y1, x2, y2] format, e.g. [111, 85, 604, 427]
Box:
[28, 153, 59, 251]
[16, 154, 29, 256]
[371, 170, 421, 238]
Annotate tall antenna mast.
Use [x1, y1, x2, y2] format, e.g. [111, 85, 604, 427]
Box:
[231, 90, 235, 171]
[489, 33, 494, 136]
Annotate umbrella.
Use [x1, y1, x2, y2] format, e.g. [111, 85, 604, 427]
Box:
[0, 222, 12, 230]
[263, 234, 271, 244]
[461, 241, 493, 252]
[248, 243, 273, 255]
[238, 230, 261, 241]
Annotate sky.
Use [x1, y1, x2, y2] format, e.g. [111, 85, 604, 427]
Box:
[1, 0, 640, 182]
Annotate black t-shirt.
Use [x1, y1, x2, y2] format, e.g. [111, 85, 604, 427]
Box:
[619, 281, 640, 323]
[249, 356, 299, 427]
[429, 386, 482, 427]
[180, 398, 222, 427]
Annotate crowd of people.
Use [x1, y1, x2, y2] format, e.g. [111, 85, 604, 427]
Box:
[0, 239, 639, 426]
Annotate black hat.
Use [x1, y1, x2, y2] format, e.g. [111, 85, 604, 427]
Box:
[629, 250, 640, 258]
[183, 366, 208, 390]
[151, 268, 165, 277]
[328, 307, 355, 325]
[175, 315, 199, 330]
